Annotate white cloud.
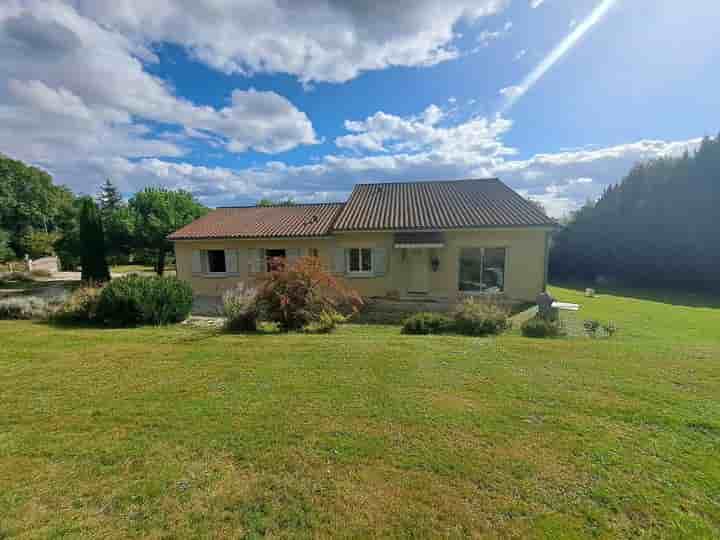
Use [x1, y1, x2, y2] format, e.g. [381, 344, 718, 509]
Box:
[514, 49, 528, 61]
[478, 21, 513, 46]
[501, 0, 619, 111]
[76, 115, 700, 217]
[335, 105, 514, 159]
[69, 0, 510, 84]
[0, 0, 318, 167]
[530, 0, 546, 8]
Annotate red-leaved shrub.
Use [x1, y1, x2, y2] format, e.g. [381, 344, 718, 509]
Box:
[256, 256, 362, 330]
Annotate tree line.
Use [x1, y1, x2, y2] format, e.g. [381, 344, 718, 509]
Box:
[0, 154, 207, 279]
[550, 134, 720, 290]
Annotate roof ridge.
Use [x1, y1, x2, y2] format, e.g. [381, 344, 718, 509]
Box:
[217, 202, 345, 209]
[353, 177, 498, 187]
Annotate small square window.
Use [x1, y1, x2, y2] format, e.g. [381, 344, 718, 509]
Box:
[207, 250, 226, 273]
[348, 248, 373, 274]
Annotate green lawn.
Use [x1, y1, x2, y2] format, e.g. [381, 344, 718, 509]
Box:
[1, 286, 719, 538]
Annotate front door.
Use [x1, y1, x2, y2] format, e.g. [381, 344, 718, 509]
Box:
[407, 249, 429, 294]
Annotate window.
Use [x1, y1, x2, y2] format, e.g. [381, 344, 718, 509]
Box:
[265, 248, 286, 272]
[458, 247, 506, 293]
[309, 248, 319, 258]
[206, 250, 227, 273]
[348, 248, 372, 274]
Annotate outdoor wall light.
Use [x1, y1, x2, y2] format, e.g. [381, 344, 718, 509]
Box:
[431, 255, 440, 272]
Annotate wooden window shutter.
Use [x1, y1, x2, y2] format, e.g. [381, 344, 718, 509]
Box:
[373, 247, 387, 276]
[191, 250, 202, 274]
[333, 248, 346, 274]
[225, 249, 239, 274]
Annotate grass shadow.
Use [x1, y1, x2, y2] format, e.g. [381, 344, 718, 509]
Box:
[552, 281, 720, 309]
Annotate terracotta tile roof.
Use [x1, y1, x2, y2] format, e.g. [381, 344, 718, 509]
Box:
[168, 179, 555, 240]
[167, 203, 344, 240]
[333, 178, 555, 231]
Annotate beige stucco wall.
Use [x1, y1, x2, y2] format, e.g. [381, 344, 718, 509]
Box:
[173, 227, 550, 302]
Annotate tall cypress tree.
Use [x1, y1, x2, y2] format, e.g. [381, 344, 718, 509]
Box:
[79, 197, 110, 282]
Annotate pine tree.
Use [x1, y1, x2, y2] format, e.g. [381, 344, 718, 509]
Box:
[98, 178, 122, 216]
[79, 197, 110, 282]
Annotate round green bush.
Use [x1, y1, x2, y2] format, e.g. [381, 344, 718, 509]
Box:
[521, 315, 563, 338]
[402, 312, 454, 335]
[96, 274, 193, 326]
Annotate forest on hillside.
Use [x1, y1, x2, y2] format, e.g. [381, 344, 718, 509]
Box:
[550, 134, 720, 290]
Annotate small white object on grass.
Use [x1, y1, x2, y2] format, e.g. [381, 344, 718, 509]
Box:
[585, 288, 595, 297]
[551, 302, 580, 311]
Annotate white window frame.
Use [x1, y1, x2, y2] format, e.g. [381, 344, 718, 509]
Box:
[457, 246, 507, 295]
[347, 247, 373, 276]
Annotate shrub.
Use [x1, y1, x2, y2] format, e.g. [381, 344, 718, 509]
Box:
[521, 315, 563, 338]
[256, 256, 362, 331]
[453, 297, 510, 336]
[96, 275, 193, 326]
[584, 319, 618, 338]
[257, 321, 282, 334]
[603, 322, 618, 337]
[0, 271, 33, 284]
[0, 297, 50, 320]
[52, 285, 102, 323]
[222, 284, 258, 332]
[583, 319, 601, 336]
[303, 310, 346, 334]
[402, 312, 454, 335]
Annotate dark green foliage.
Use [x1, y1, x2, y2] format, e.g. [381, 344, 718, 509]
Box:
[129, 188, 207, 275]
[551, 134, 720, 290]
[19, 230, 58, 259]
[402, 312, 454, 335]
[96, 274, 193, 326]
[0, 154, 75, 256]
[98, 178, 123, 216]
[521, 315, 563, 338]
[79, 197, 110, 282]
[453, 298, 510, 336]
[0, 229, 13, 261]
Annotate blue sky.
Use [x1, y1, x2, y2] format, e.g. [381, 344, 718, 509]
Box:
[1, 0, 719, 216]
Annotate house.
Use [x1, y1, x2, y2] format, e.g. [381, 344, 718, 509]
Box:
[168, 178, 556, 303]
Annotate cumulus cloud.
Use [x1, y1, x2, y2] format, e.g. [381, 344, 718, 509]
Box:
[71, 111, 701, 217]
[67, 0, 509, 84]
[0, 0, 317, 169]
[336, 105, 515, 158]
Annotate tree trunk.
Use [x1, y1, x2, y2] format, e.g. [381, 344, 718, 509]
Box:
[156, 249, 166, 276]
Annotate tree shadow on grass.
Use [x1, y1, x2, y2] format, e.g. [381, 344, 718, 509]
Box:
[552, 281, 720, 309]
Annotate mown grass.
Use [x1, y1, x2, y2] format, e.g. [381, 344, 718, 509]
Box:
[0, 286, 719, 538]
